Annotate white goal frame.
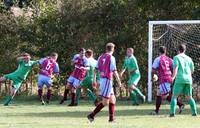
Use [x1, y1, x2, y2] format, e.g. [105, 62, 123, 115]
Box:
[148, 20, 200, 102]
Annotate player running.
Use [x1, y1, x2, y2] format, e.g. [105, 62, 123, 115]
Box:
[37, 53, 59, 105]
[87, 43, 122, 122]
[60, 48, 90, 106]
[0, 53, 38, 106]
[151, 46, 184, 115]
[120, 48, 145, 105]
[170, 44, 197, 117]
[75, 49, 99, 106]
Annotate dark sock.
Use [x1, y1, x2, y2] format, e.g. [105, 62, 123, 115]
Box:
[155, 96, 162, 113]
[62, 89, 69, 101]
[38, 89, 43, 101]
[177, 98, 184, 107]
[90, 103, 104, 118]
[47, 89, 52, 101]
[109, 103, 115, 121]
[166, 95, 171, 102]
[71, 92, 76, 104]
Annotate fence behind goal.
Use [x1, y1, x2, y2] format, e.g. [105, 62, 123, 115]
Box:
[148, 20, 200, 102]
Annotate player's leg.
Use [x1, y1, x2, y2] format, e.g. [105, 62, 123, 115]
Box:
[128, 78, 138, 105]
[68, 78, 81, 106]
[87, 78, 111, 122]
[129, 76, 145, 102]
[129, 89, 138, 105]
[60, 76, 73, 104]
[37, 75, 45, 105]
[109, 94, 116, 122]
[75, 87, 81, 105]
[45, 77, 53, 104]
[184, 84, 197, 116]
[4, 81, 21, 106]
[169, 83, 183, 117]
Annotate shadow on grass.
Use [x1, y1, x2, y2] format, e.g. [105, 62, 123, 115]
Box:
[2, 107, 199, 118]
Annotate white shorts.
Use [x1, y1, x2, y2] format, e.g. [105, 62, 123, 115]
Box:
[99, 78, 114, 99]
[67, 76, 81, 89]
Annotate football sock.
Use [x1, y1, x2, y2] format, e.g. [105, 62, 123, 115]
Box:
[4, 96, 12, 105]
[130, 91, 138, 104]
[90, 103, 104, 118]
[71, 92, 76, 104]
[170, 97, 177, 114]
[188, 98, 197, 115]
[109, 103, 115, 121]
[62, 89, 69, 101]
[47, 89, 52, 101]
[155, 96, 162, 113]
[177, 98, 184, 107]
[38, 89, 43, 101]
[133, 87, 144, 98]
[76, 88, 81, 104]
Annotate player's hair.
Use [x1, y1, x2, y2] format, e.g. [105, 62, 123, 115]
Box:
[106, 42, 115, 52]
[127, 48, 134, 54]
[86, 49, 93, 57]
[51, 52, 58, 57]
[178, 44, 186, 53]
[159, 46, 166, 54]
[21, 52, 30, 57]
[79, 48, 86, 52]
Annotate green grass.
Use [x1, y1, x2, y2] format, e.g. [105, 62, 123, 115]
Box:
[0, 99, 199, 128]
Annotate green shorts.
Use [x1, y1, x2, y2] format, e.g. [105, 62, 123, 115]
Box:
[173, 83, 192, 96]
[128, 75, 140, 88]
[4, 73, 23, 90]
[80, 77, 93, 90]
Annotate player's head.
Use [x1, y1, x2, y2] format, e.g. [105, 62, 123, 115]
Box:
[178, 44, 186, 53]
[106, 42, 115, 54]
[21, 52, 31, 62]
[86, 49, 93, 58]
[127, 48, 134, 57]
[79, 48, 86, 58]
[159, 46, 166, 54]
[50, 52, 58, 61]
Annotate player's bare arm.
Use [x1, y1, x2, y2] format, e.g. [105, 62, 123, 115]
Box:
[172, 65, 178, 82]
[114, 70, 122, 87]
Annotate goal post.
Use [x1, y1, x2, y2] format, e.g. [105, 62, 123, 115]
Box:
[148, 20, 200, 102]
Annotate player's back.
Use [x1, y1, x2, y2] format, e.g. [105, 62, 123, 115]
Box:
[158, 55, 173, 84]
[98, 53, 112, 79]
[174, 53, 194, 84]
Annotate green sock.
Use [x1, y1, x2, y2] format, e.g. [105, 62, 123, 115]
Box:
[133, 87, 144, 97]
[75, 88, 81, 104]
[130, 91, 138, 104]
[86, 89, 96, 103]
[170, 97, 177, 114]
[188, 98, 197, 115]
[4, 96, 12, 106]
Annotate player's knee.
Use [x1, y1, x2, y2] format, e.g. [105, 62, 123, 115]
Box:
[130, 85, 136, 90]
[186, 96, 192, 100]
[102, 99, 109, 106]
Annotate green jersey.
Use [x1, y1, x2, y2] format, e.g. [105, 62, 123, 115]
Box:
[123, 55, 140, 77]
[173, 53, 194, 84]
[11, 60, 37, 80]
[86, 58, 97, 80]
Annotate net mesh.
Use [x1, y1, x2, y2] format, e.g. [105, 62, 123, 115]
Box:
[152, 23, 200, 100]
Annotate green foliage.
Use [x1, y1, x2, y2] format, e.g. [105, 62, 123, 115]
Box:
[0, 0, 199, 91]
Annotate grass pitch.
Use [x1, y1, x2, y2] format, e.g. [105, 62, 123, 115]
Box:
[0, 98, 199, 128]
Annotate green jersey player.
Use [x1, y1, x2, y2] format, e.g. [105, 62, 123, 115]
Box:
[170, 44, 197, 117]
[0, 53, 38, 106]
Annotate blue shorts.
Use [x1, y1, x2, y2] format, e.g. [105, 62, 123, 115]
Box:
[99, 78, 114, 99]
[67, 76, 81, 89]
[158, 82, 171, 96]
[37, 74, 52, 88]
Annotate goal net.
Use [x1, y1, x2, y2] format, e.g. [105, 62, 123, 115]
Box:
[148, 20, 200, 102]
